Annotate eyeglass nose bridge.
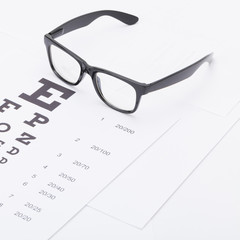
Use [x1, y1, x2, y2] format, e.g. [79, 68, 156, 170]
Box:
[75, 60, 90, 84]
[76, 62, 98, 86]
[82, 63, 96, 79]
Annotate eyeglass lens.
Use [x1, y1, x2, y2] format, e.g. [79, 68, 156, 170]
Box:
[50, 45, 137, 111]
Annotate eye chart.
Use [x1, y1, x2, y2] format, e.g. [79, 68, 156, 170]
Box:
[0, 49, 182, 239]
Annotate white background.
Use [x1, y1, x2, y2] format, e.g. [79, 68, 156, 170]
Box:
[1, 0, 240, 239]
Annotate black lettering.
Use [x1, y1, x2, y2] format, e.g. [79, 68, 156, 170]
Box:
[19, 78, 75, 111]
[24, 112, 49, 127]
[0, 157, 7, 164]
[16, 132, 36, 145]
[0, 99, 21, 113]
[0, 140, 5, 146]
[7, 147, 19, 155]
[0, 123, 11, 132]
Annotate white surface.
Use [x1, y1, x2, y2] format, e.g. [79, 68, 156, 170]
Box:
[89, 107, 239, 228]
[0, 0, 240, 239]
[52, 116, 240, 240]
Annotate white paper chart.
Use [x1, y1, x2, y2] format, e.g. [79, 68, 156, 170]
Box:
[0, 32, 218, 239]
[0, 50, 183, 240]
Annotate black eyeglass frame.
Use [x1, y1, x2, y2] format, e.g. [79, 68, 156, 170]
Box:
[44, 10, 213, 113]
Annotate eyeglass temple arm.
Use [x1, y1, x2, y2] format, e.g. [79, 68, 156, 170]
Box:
[144, 53, 213, 94]
[49, 10, 138, 39]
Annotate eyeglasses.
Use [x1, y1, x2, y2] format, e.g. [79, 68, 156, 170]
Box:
[44, 10, 213, 113]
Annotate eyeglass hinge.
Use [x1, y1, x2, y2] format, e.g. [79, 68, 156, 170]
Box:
[50, 28, 64, 38]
